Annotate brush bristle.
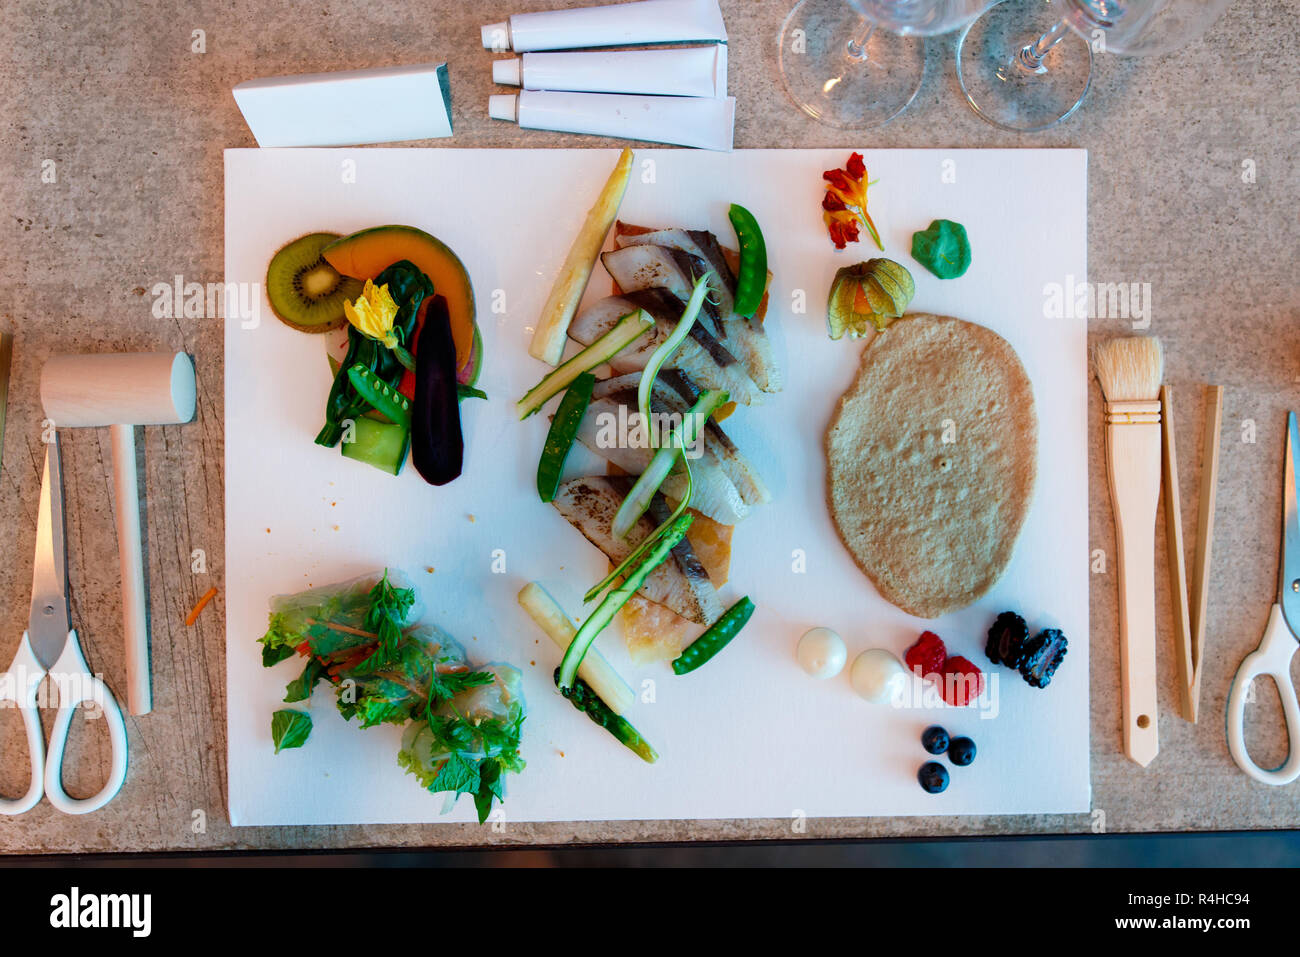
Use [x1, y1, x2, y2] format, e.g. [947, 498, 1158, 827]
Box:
[1094, 336, 1164, 402]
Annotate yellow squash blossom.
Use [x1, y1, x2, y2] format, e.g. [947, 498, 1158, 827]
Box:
[344, 280, 401, 348]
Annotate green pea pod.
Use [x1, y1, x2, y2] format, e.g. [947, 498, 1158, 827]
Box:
[728, 204, 768, 318]
[347, 363, 412, 428]
[536, 372, 595, 503]
[672, 596, 756, 675]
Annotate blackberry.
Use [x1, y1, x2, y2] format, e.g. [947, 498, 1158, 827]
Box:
[948, 736, 977, 766]
[918, 762, 949, 794]
[985, 611, 1029, 668]
[1020, 628, 1068, 689]
[921, 725, 949, 755]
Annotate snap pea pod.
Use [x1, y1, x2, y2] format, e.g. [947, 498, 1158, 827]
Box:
[671, 596, 755, 675]
[347, 363, 412, 428]
[554, 668, 657, 764]
[728, 204, 768, 319]
[536, 372, 595, 503]
[558, 512, 693, 690]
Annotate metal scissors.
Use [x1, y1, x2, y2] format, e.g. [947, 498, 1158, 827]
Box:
[0, 435, 128, 813]
[1226, 411, 1300, 785]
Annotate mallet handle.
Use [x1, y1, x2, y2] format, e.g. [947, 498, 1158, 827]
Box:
[111, 423, 151, 716]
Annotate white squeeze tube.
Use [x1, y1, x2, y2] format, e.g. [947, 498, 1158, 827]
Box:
[492, 45, 727, 98]
[489, 90, 735, 152]
[481, 0, 726, 53]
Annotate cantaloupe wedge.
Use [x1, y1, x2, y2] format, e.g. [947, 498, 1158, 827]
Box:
[322, 225, 477, 373]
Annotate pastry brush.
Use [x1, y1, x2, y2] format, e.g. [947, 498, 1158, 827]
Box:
[1095, 335, 1164, 767]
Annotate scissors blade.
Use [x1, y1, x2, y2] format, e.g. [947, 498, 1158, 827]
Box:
[27, 436, 71, 670]
[1279, 412, 1300, 639]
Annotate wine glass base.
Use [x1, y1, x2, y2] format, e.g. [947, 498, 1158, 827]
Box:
[956, 0, 1093, 133]
[777, 0, 925, 130]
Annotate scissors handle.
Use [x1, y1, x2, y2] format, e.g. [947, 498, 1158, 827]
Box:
[44, 630, 128, 814]
[1227, 604, 1300, 785]
[0, 634, 47, 815]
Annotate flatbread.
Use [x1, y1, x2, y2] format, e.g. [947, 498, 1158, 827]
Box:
[825, 314, 1037, 618]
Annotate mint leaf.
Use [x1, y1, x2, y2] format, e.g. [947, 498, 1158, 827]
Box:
[271, 710, 312, 753]
[283, 658, 325, 702]
[429, 753, 479, 798]
[474, 759, 504, 824]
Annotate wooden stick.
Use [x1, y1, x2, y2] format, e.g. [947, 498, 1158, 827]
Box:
[1160, 385, 1195, 722]
[1188, 385, 1223, 724]
[0, 332, 11, 474]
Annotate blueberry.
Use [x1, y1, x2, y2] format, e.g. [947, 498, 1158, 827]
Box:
[921, 725, 949, 755]
[948, 736, 977, 766]
[918, 761, 949, 794]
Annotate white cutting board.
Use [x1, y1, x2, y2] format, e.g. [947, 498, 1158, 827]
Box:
[224, 148, 1089, 825]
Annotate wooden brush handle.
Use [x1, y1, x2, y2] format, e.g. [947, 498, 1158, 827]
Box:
[111, 423, 152, 716]
[1106, 418, 1162, 767]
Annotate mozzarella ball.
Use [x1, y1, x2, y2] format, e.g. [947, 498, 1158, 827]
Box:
[797, 627, 847, 679]
[850, 648, 907, 704]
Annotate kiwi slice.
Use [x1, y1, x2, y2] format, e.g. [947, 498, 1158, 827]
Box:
[265, 232, 363, 333]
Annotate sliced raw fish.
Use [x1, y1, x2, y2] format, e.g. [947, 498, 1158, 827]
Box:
[568, 293, 762, 405]
[593, 372, 770, 509]
[569, 391, 751, 526]
[552, 476, 724, 625]
[616, 222, 782, 393]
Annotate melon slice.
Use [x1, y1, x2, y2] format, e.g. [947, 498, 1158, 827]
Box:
[322, 225, 477, 374]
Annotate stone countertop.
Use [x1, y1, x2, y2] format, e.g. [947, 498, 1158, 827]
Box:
[0, 0, 1296, 853]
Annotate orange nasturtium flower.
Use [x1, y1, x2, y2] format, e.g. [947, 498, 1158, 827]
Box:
[822, 152, 882, 252]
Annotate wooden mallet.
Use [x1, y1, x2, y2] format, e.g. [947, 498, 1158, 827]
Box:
[41, 352, 197, 716]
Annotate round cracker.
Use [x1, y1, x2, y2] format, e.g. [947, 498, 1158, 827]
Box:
[825, 314, 1037, 618]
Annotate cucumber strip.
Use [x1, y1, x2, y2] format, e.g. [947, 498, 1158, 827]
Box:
[517, 310, 652, 420]
[536, 372, 595, 503]
[637, 272, 712, 449]
[347, 363, 412, 428]
[341, 416, 410, 476]
[558, 513, 693, 690]
[612, 388, 728, 539]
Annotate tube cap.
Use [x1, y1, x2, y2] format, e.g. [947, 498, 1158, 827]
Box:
[492, 58, 522, 87]
[481, 21, 510, 51]
[488, 94, 518, 122]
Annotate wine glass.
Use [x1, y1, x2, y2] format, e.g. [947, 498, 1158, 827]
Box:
[956, 0, 1236, 132]
[778, 0, 996, 129]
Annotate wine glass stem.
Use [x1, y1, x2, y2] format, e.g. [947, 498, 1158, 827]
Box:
[1006, 18, 1073, 77]
[846, 18, 876, 62]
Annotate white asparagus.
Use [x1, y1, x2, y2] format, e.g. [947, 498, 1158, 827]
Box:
[529, 147, 633, 365]
[518, 582, 635, 715]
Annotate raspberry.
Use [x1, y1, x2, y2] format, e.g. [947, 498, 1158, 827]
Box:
[904, 631, 947, 679]
[940, 656, 985, 706]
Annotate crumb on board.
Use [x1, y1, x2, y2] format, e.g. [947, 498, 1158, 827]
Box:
[265, 528, 270, 534]
[426, 566, 435, 574]
[558, 750, 565, 758]
[467, 514, 476, 523]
